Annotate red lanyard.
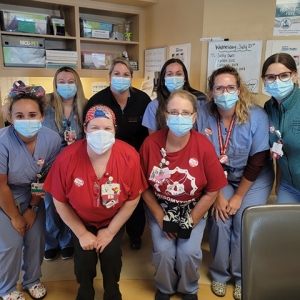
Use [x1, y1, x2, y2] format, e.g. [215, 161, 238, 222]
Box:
[217, 115, 235, 156]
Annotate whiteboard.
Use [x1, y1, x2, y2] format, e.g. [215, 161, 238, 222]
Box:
[144, 47, 166, 79]
[207, 41, 263, 93]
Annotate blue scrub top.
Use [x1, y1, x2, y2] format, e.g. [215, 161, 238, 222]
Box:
[196, 102, 270, 182]
[0, 126, 61, 204]
[42, 104, 83, 149]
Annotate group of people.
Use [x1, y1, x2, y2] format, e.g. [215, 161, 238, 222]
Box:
[0, 52, 299, 300]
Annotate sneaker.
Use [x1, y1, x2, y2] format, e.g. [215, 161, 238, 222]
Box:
[27, 283, 47, 299]
[3, 290, 25, 300]
[155, 289, 170, 300]
[233, 284, 241, 300]
[129, 236, 142, 250]
[61, 247, 74, 260]
[211, 280, 227, 297]
[182, 293, 198, 300]
[44, 249, 58, 261]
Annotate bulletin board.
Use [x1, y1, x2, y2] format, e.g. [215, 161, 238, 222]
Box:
[144, 47, 166, 79]
[207, 41, 263, 93]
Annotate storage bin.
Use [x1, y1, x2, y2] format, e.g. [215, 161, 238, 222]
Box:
[0, 10, 48, 34]
[81, 51, 116, 69]
[80, 18, 113, 39]
[2, 35, 45, 67]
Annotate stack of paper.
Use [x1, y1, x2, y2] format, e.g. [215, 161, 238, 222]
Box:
[45, 50, 78, 68]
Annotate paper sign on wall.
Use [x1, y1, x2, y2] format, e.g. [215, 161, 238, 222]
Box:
[144, 47, 166, 80]
[207, 41, 263, 93]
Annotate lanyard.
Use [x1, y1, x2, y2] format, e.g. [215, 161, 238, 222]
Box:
[217, 115, 235, 156]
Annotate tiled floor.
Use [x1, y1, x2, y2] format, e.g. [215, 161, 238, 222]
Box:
[15, 225, 236, 299]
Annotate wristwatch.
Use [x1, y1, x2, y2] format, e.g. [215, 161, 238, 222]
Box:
[28, 204, 39, 212]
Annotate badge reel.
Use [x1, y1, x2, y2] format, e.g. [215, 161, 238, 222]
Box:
[31, 174, 45, 197]
[271, 130, 284, 159]
[101, 176, 120, 209]
[64, 128, 76, 145]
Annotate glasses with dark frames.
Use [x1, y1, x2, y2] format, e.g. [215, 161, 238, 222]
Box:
[263, 72, 293, 84]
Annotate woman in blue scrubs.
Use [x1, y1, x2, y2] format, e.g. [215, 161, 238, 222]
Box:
[197, 66, 274, 300]
[0, 83, 61, 300]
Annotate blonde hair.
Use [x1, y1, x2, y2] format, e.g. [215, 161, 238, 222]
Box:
[108, 57, 133, 76]
[50, 67, 87, 133]
[166, 90, 197, 113]
[208, 65, 256, 124]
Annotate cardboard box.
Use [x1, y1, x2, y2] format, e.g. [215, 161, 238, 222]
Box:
[81, 51, 116, 69]
[2, 35, 45, 67]
[80, 18, 113, 39]
[1, 10, 48, 34]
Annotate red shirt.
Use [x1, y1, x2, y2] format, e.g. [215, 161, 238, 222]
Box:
[44, 139, 148, 228]
[140, 128, 227, 202]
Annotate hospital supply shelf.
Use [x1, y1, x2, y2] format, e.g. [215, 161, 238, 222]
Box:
[0, 0, 144, 78]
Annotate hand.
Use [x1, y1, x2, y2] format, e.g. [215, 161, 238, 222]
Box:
[10, 215, 27, 237]
[211, 193, 229, 223]
[78, 231, 97, 250]
[95, 228, 114, 253]
[157, 216, 177, 240]
[226, 194, 243, 216]
[22, 209, 37, 231]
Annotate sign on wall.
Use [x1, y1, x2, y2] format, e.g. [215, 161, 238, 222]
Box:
[274, 0, 300, 36]
[144, 47, 166, 80]
[207, 41, 263, 93]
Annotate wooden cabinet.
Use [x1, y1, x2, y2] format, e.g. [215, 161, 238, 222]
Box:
[0, 0, 145, 77]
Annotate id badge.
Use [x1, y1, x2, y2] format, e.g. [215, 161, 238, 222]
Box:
[155, 167, 170, 181]
[64, 129, 76, 145]
[101, 183, 120, 209]
[31, 182, 45, 197]
[149, 166, 160, 182]
[271, 142, 283, 159]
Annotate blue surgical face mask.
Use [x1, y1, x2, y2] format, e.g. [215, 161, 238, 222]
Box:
[165, 76, 185, 92]
[111, 77, 131, 93]
[14, 119, 42, 138]
[86, 130, 115, 155]
[166, 115, 193, 137]
[57, 84, 77, 100]
[214, 92, 239, 111]
[265, 79, 294, 101]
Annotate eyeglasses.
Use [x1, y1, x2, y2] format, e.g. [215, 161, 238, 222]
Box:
[263, 72, 293, 84]
[213, 85, 239, 95]
[166, 111, 195, 117]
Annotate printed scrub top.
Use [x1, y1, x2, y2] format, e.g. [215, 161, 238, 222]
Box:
[140, 128, 227, 203]
[43, 139, 148, 229]
[0, 126, 61, 204]
[196, 102, 270, 182]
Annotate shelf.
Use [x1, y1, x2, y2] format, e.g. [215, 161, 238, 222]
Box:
[0, 31, 76, 40]
[79, 37, 139, 45]
[0, 0, 144, 78]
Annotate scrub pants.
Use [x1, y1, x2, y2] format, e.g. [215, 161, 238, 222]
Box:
[0, 200, 45, 297]
[72, 225, 124, 300]
[277, 180, 300, 203]
[145, 205, 207, 295]
[208, 166, 274, 286]
[44, 192, 73, 250]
